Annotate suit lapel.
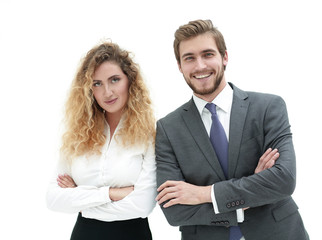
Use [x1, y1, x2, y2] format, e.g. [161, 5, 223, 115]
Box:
[181, 99, 226, 181]
[228, 83, 249, 178]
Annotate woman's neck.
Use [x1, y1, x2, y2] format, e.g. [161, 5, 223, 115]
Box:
[105, 112, 123, 138]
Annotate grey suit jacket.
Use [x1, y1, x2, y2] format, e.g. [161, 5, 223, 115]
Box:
[156, 83, 309, 240]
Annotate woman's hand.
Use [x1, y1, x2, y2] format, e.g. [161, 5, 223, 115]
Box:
[109, 186, 134, 201]
[56, 174, 133, 202]
[57, 174, 77, 188]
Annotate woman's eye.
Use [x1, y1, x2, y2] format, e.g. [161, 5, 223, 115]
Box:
[93, 81, 101, 87]
[111, 77, 120, 83]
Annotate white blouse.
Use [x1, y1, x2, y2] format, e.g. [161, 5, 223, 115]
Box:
[46, 121, 157, 222]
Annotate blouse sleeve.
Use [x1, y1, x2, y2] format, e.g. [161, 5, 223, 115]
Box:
[46, 160, 112, 214]
[81, 142, 157, 221]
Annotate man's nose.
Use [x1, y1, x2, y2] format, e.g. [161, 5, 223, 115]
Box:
[195, 57, 207, 69]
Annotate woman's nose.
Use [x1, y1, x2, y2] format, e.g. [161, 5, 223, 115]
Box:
[104, 84, 113, 97]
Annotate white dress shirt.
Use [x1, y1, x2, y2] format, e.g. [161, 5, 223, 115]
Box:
[193, 83, 244, 223]
[46, 119, 157, 222]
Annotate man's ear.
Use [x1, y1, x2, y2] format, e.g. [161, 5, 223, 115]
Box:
[223, 50, 228, 67]
[177, 61, 183, 73]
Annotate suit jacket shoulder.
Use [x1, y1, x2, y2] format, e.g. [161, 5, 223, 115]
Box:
[158, 99, 196, 125]
[229, 82, 285, 106]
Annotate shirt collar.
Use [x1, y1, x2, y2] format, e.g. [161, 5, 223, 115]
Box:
[193, 83, 233, 115]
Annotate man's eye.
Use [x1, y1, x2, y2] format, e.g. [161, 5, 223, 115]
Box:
[184, 57, 194, 61]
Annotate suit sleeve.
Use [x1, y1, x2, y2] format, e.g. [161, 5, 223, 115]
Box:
[156, 120, 238, 227]
[214, 95, 296, 213]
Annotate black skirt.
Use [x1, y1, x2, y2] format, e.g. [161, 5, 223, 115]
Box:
[70, 213, 152, 240]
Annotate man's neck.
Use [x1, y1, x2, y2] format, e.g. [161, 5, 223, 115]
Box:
[194, 79, 227, 102]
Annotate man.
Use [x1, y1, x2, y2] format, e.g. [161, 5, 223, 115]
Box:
[155, 19, 309, 240]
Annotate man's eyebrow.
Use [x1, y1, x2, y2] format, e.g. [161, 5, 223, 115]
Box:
[181, 49, 217, 59]
[181, 52, 194, 59]
[201, 49, 217, 54]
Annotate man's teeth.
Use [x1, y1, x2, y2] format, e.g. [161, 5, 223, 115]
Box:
[195, 74, 211, 79]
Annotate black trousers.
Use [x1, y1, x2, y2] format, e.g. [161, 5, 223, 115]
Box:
[70, 213, 152, 240]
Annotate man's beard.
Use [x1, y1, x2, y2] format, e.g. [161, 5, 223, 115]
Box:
[185, 66, 225, 96]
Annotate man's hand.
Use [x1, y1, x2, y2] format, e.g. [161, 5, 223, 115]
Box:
[156, 148, 279, 208]
[57, 174, 77, 188]
[242, 148, 279, 210]
[255, 148, 279, 174]
[156, 181, 212, 208]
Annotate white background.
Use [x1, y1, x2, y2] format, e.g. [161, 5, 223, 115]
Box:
[1, 0, 321, 239]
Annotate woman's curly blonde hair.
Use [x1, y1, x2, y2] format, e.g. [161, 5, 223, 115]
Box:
[61, 41, 155, 163]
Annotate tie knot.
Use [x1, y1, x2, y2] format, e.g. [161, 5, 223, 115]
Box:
[205, 103, 217, 116]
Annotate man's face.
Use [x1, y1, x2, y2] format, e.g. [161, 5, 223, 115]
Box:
[178, 33, 228, 100]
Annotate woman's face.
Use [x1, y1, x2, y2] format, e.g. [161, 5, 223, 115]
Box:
[92, 61, 130, 120]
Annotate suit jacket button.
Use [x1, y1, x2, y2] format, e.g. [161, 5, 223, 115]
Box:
[231, 202, 236, 207]
[236, 200, 240, 206]
[240, 200, 245, 205]
[226, 203, 231, 208]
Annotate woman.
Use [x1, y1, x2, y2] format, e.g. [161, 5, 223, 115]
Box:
[46, 41, 156, 240]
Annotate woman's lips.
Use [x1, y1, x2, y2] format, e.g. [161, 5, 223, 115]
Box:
[104, 98, 117, 105]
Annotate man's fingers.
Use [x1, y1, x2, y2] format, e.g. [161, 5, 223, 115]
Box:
[264, 152, 279, 169]
[157, 192, 178, 205]
[263, 150, 279, 168]
[257, 148, 272, 169]
[156, 186, 177, 201]
[156, 181, 184, 205]
[163, 198, 180, 208]
[260, 148, 272, 162]
[157, 180, 179, 192]
[255, 148, 279, 173]
[264, 159, 274, 170]
[266, 149, 278, 160]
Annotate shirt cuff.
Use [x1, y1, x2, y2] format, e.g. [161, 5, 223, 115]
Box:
[236, 208, 244, 222]
[211, 184, 244, 223]
[210, 184, 220, 213]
